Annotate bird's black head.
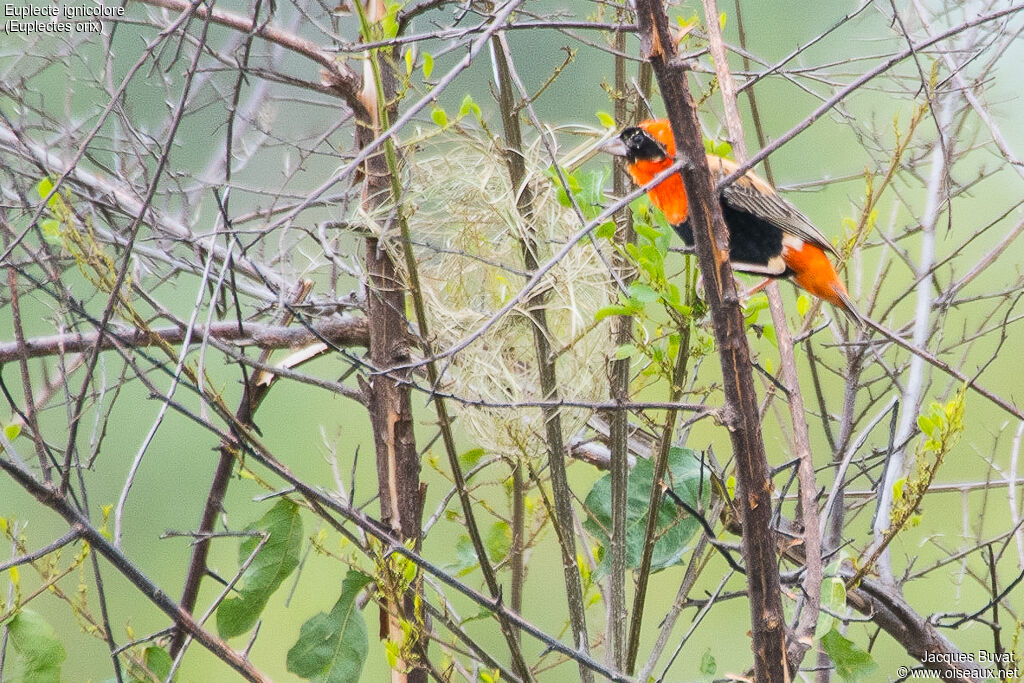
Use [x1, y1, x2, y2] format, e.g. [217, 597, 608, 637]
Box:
[604, 126, 668, 164]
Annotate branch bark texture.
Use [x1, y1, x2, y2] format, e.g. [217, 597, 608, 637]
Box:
[632, 0, 788, 678]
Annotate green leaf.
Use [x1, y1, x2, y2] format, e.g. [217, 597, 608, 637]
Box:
[36, 177, 61, 210]
[594, 221, 616, 240]
[577, 167, 606, 210]
[484, 521, 511, 562]
[628, 282, 659, 304]
[821, 629, 877, 682]
[614, 344, 636, 360]
[142, 646, 173, 681]
[287, 570, 373, 682]
[446, 535, 478, 576]
[583, 447, 708, 574]
[422, 52, 433, 79]
[404, 48, 413, 75]
[7, 609, 66, 683]
[796, 294, 810, 317]
[459, 447, 485, 467]
[816, 577, 847, 638]
[594, 304, 636, 322]
[458, 94, 481, 120]
[37, 177, 54, 199]
[699, 648, 716, 680]
[216, 499, 304, 639]
[633, 221, 664, 244]
[39, 219, 62, 245]
[704, 138, 733, 158]
[596, 111, 615, 128]
[5, 423, 21, 441]
[916, 415, 935, 438]
[380, 2, 401, 39]
[431, 107, 448, 128]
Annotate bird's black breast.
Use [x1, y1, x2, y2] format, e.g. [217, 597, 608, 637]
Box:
[672, 201, 790, 277]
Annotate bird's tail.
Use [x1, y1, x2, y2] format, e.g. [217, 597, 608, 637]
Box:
[832, 287, 866, 328]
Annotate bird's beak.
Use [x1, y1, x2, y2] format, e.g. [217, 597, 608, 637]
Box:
[600, 136, 629, 157]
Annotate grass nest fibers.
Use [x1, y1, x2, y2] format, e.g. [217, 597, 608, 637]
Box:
[395, 132, 615, 459]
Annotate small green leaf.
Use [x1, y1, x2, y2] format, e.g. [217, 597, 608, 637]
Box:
[37, 177, 61, 210]
[287, 570, 373, 682]
[796, 294, 811, 317]
[699, 648, 716, 679]
[4, 423, 21, 441]
[39, 219, 63, 245]
[447, 536, 479, 576]
[143, 646, 173, 681]
[892, 478, 906, 502]
[916, 415, 935, 438]
[404, 48, 413, 75]
[821, 629, 877, 682]
[614, 344, 636, 360]
[595, 304, 637, 321]
[37, 177, 54, 199]
[718, 11, 727, 29]
[817, 577, 847, 637]
[633, 222, 664, 244]
[596, 111, 615, 128]
[431, 107, 448, 128]
[704, 137, 733, 159]
[576, 168, 607, 211]
[380, 1, 401, 39]
[384, 640, 399, 668]
[594, 221, 616, 240]
[628, 282, 659, 304]
[422, 52, 434, 79]
[216, 499, 304, 639]
[485, 521, 511, 562]
[7, 609, 66, 683]
[458, 94, 481, 120]
[459, 448, 485, 467]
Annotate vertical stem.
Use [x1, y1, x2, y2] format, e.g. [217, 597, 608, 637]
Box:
[632, 0, 789, 678]
[491, 34, 594, 682]
[872, 96, 953, 584]
[510, 459, 526, 624]
[606, 10, 633, 671]
[704, 0, 822, 669]
[6, 269, 51, 482]
[354, 3, 425, 679]
[624, 329, 690, 674]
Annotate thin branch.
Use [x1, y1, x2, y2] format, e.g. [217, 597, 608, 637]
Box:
[0, 458, 270, 683]
[0, 317, 369, 363]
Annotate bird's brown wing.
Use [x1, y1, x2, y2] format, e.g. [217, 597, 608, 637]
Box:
[707, 155, 839, 257]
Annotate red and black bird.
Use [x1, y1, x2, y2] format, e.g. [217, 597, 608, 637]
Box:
[604, 119, 863, 325]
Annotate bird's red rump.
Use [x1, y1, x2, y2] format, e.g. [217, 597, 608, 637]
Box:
[783, 241, 848, 306]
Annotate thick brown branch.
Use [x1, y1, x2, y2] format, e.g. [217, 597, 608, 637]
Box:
[632, 0, 788, 679]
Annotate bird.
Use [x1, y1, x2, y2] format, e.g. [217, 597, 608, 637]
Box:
[603, 118, 863, 326]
